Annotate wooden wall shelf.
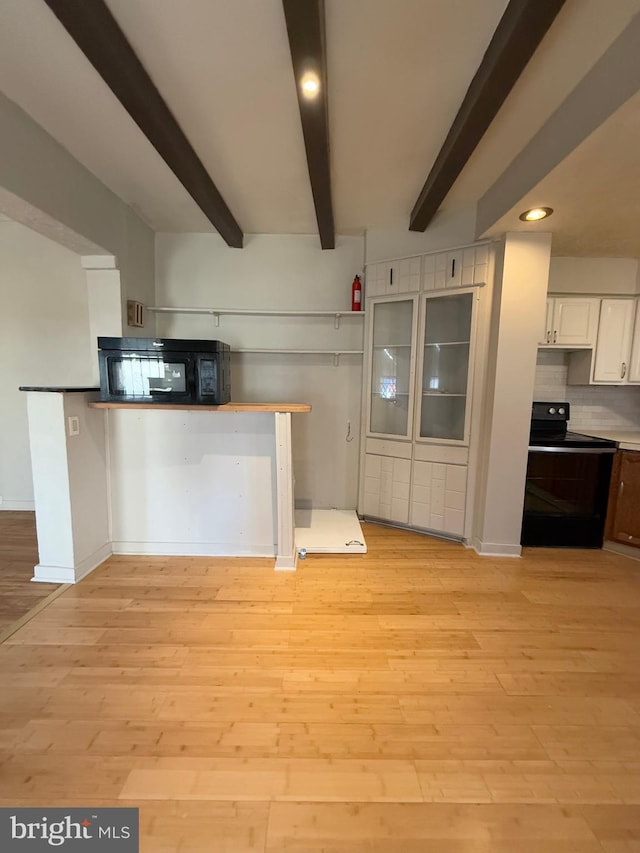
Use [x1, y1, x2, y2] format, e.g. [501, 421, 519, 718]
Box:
[148, 306, 365, 329]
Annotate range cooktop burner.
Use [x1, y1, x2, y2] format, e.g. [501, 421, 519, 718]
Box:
[529, 429, 617, 450]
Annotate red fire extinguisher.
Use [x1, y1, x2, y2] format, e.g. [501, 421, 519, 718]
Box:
[351, 275, 362, 311]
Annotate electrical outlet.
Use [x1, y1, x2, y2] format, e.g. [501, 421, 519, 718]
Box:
[67, 416, 80, 437]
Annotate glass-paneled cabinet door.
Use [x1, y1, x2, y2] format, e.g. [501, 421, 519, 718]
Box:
[418, 291, 474, 442]
[369, 297, 415, 437]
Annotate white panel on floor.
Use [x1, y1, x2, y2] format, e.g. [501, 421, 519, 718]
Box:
[294, 509, 367, 554]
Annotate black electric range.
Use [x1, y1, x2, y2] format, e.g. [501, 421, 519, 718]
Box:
[529, 402, 617, 451]
[522, 402, 617, 547]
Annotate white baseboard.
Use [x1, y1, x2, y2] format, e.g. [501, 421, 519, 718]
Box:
[32, 542, 112, 584]
[0, 500, 35, 511]
[603, 540, 640, 562]
[32, 565, 77, 584]
[74, 543, 113, 581]
[111, 540, 275, 558]
[275, 553, 298, 571]
[471, 537, 522, 557]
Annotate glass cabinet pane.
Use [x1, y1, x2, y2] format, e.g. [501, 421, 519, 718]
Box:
[420, 292, 472, 441]
[370, 299, 414, 436]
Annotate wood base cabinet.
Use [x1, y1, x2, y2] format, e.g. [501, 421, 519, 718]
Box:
[606, 450, 640, 548]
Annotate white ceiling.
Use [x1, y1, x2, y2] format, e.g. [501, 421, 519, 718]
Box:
[483, 89, 640, 256]
[0, 0, 640, 254]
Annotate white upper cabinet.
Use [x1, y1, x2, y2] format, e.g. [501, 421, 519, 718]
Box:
[366, 243, 489, 297]
[593, 299, 636, 383]
[366, 258, 421, 297]
[422, 244, 488, 291]
[539, 299, 554, 345]
[439, 250, 463, 288]
[540, 297, 599, 346]
[567, 298, 639, 385]
[395, 257, 421, 293]
[461, 244, 488, 286]
[629, 302, 640, 383]
[365, 262, 387, 298]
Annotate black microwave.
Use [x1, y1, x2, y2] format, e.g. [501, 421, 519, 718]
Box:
[98, 337, 231, 404]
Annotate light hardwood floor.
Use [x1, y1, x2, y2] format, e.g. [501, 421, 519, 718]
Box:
[0, 511, 59, 636]
[1, 522, 640, 851]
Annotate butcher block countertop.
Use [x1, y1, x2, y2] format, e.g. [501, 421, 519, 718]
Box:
[89, 402, 312, 413]
[578, 429, 640, 452]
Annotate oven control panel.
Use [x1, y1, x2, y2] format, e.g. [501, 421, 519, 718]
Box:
[531, 401, 570, 422]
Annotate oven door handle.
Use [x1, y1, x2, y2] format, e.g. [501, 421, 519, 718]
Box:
[528, 445, 617, 454]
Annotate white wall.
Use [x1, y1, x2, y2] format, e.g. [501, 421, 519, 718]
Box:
[540, 256, 640, 431]
[154, 233, 364, 509]
[117, 207, 156, 336]
[109, 409, 276, 556]
[549, 257, 639, 294]
[0, 221, 94, 509]
[0, 92, 156, 338]
[534, 350, 640, 430]
[0, 97, 155, 509]
[365, 209, 477, 264]
[0, 92, 124, 255]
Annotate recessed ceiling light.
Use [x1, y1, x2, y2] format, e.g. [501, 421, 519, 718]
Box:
[300, 71, 320, 99]
[519, 207, 554, 222]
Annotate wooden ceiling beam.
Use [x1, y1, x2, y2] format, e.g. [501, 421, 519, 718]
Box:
[282, 0, 335, 250]
[409, 0, 566, 233]
[43, 0, 244, 248]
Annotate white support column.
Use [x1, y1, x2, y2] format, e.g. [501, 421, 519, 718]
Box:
[27, 393, 74, 579]
[27, 391, 111, 583]
[274, 411, 298, 570]
[472, 232, 552, 557]
[82, 254, 123, 385]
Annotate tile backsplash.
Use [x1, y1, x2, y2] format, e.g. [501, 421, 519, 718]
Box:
[534, 350, 640, 430]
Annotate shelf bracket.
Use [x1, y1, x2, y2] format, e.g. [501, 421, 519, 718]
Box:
[212, 311, 220, 327]
[333, 353, 339, 367]
[334, 313, 341, 329]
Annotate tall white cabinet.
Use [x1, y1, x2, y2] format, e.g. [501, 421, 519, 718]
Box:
[360, 243, 489, 541]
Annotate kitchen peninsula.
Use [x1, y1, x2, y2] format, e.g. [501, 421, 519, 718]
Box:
[22, 388, 311, 583]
